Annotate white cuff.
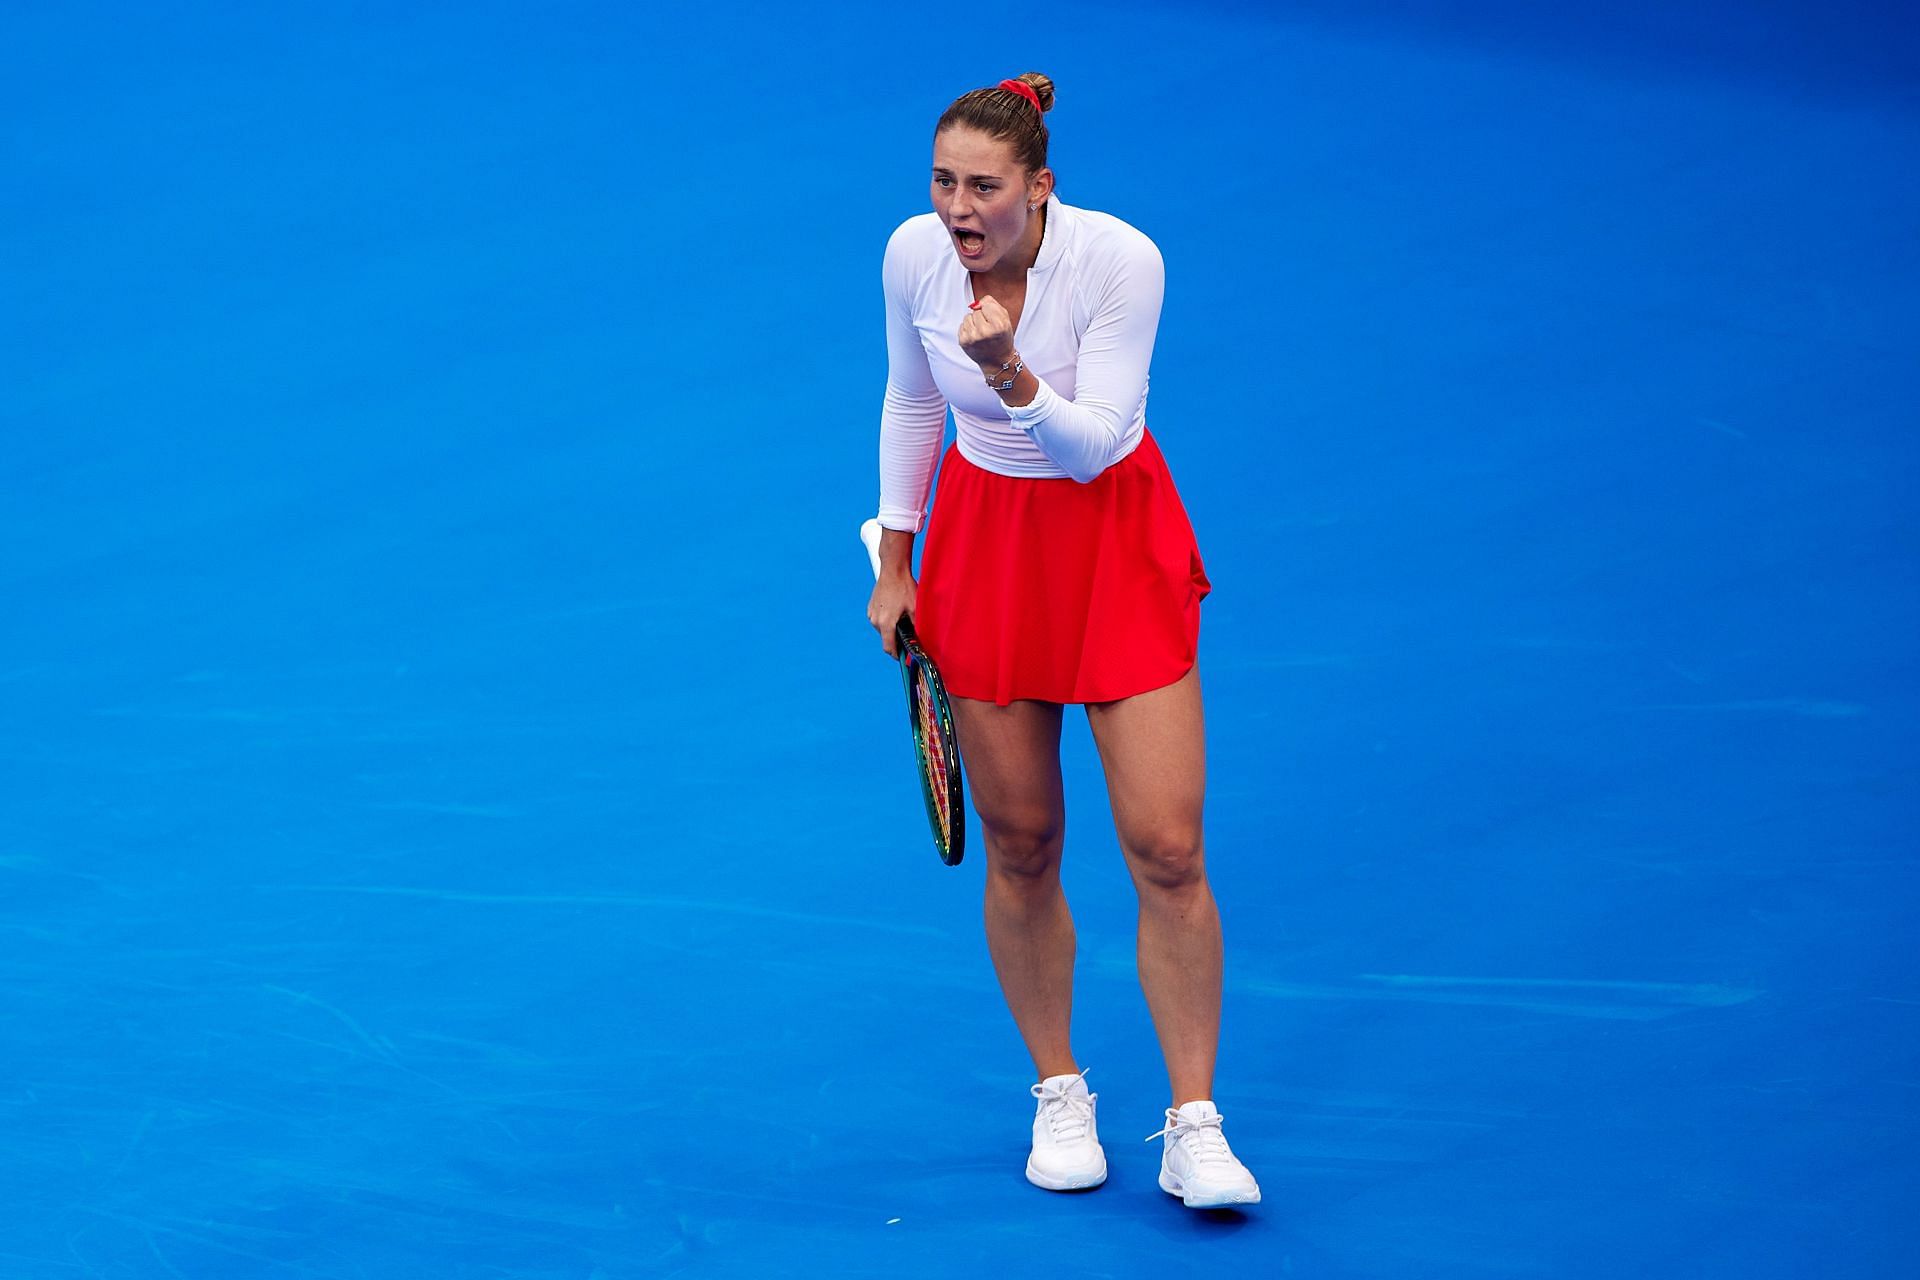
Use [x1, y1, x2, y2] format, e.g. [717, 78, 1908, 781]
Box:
[876, 510, 926, 534]
[1004, 374, 1059, 430]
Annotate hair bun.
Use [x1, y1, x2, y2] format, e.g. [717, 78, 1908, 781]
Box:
[1013, 72, 1056, 113]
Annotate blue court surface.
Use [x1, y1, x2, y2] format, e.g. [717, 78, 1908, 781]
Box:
[7, 2, 1917, 1276]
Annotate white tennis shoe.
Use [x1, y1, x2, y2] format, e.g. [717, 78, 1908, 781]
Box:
[1148, 1100, 1261, 1207]
[1025, 1069, 1108, 1191]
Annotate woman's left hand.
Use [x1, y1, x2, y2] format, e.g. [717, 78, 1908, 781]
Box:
[958, 296, 1017, 374]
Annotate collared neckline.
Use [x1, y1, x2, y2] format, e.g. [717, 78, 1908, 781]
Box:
[1031, 194, 1069, 273]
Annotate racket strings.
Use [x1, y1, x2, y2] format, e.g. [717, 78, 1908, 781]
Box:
[913, 667, 953, 845]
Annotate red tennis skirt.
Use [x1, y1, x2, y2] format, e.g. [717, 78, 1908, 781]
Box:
[914, 431, 1210, 706]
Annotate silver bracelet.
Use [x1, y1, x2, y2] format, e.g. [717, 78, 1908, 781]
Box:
[984, 355, 1024, 392]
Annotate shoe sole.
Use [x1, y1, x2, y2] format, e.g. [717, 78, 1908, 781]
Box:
[1159, 1170, 1261, 1208]
[1027, 1156, 1108, 1191]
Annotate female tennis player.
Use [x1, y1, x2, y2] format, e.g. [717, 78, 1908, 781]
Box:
[866, 73, 1260, 1209]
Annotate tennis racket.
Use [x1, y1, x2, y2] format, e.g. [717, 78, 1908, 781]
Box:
[862, 518, 966, 866]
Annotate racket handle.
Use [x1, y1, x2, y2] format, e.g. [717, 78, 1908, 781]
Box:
[860, 518, 884, 581]
[864, 518, 922, 651]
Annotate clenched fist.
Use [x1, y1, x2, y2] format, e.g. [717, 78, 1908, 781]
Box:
[958, 296, 1018, 374]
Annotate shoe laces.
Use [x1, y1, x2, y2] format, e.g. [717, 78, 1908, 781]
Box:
[1145, 1107, 1235, 1168]
[1031, 1069, 1096, 1143]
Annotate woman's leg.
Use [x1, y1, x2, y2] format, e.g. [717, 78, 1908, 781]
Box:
[948, 695, 1077, 1080]
[1084, 666, 1220, 1106]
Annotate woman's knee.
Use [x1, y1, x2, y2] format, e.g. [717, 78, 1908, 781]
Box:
[1125, 828, 1206, 894]
[983, 814, 1064, 880]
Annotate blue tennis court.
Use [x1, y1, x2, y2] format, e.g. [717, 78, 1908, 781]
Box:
[7, 2, 1916, 1275]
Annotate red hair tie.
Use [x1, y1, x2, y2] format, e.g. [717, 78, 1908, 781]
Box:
[998, 78, 1043, 114]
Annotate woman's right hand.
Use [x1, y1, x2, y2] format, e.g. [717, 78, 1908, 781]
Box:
[867, 572, 917, 659]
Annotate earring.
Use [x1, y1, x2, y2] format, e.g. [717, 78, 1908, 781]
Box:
[1028, 203, 1037, 212]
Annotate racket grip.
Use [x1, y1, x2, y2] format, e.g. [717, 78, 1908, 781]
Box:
[860, 518, 884, 581]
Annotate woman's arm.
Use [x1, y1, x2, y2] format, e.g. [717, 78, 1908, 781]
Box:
[871, 226, 944, 655]
[877, 227, 949, 533]
[962, 233, 1164, 483]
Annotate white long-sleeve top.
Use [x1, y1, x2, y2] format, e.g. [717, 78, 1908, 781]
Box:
[876, 195, 1165, 532]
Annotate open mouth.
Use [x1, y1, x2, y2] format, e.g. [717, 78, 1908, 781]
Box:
[952, 228, 986, 258]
